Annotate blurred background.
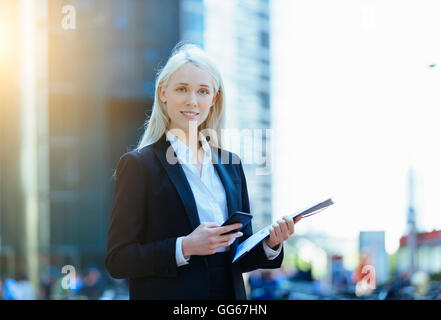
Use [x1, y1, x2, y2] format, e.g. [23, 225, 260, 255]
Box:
[1, 0, 440, 300]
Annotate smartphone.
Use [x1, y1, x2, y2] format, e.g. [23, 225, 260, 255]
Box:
[221, 211, 253, 235]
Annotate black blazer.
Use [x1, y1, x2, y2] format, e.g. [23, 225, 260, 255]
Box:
[105, 133, 283, 300]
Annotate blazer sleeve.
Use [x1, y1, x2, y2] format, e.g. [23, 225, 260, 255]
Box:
[105, 153, 178, 279]
[236, 159, 284, 273]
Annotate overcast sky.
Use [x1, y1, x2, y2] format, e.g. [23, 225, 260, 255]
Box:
[271, 0, 441, 254]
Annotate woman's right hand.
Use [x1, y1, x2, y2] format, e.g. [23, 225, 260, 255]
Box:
[181, 222, 243, 258]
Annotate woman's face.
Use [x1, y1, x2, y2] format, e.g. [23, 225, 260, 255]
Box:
[159, 62, 218, 133]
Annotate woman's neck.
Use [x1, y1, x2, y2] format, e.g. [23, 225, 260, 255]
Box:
[168, 127, 202, 152]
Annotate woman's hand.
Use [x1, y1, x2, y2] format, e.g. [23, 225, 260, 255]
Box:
[264, 215, 303, 250]
[182, 222, 243, 258]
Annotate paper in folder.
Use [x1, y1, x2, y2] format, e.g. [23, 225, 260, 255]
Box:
[232, 198, 334, 263]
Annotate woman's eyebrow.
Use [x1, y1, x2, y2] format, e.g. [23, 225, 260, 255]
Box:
[175, 82, 211, 88]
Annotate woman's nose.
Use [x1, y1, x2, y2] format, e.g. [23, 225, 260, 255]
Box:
[186, 91, 198, 106]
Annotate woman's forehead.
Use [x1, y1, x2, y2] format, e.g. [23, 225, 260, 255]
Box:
[169, 62, 214, 88]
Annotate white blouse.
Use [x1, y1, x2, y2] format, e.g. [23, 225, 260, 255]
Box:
[165, 131, 281, 267]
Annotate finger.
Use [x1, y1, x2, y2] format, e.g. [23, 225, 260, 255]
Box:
[283, 216, 294, 234]
[209, 237, 229, 251]
[213, 233, 240, 249]
[278, 219, 288, 234]
[203, 222, 220, 228]
[278, 219, 289, 240]
[272, 223, 282, 243]
[216, 231, 243, 244]
[267, 227, 276, 244]
[212, 240, 229, 250]
[216, 223, 242, 235]
[227, 232, 242, 245]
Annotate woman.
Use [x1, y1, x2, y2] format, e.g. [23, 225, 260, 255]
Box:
[105, 43, 302, 300]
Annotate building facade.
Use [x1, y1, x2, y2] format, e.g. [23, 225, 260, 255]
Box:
[204, 0, 273, 230]
[1, 0, 272, 287]
[397, 230, 441, 275]
[359, 231, 389, 285]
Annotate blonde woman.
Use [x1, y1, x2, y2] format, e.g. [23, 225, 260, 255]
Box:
[105, 43, 301, 300]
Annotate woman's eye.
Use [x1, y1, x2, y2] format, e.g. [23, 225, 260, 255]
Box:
[199, 89, 209, 95]
[176, 87, 186, 92]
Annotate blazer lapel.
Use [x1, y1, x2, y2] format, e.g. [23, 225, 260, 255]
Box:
[211, 147, 244, 259]
[152, 134, 238, 232]
[152, 135, 200, 230]
[211, 146, 236, 219]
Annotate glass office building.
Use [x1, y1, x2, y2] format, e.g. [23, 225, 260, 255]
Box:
[204, 0, 273, 230]
[0, 0, 201, 279]
[0, 0, 271, 285]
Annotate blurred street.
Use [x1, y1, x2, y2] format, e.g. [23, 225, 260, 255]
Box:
[2, 263, 441, 300]
[1, 265, 129, 300]
[248, 268, 441, 300]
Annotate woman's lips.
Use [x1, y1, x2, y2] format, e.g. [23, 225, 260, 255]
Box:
[180, 111, 199, 120]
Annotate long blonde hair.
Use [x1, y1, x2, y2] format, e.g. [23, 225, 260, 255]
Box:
[136, 42, 225, 150]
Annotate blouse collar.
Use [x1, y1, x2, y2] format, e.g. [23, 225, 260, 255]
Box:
[166, 130, 212, 165]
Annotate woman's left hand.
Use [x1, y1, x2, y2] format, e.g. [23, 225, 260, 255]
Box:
[264, 215, 302, 250]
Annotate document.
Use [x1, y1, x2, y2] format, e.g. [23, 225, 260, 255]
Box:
[232, 198, 334, 263]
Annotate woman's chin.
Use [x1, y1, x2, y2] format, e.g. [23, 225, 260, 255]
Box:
[183, 119, 203, 128]
[170, 123, 200, 134]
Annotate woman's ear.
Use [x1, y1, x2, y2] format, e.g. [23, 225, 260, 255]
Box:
[211, 90, 220, 107]
[159, 86, 167, 103]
